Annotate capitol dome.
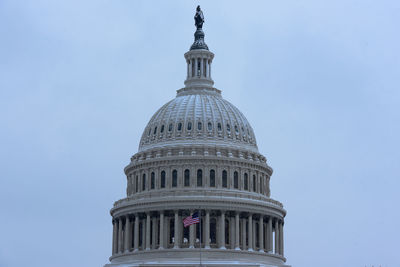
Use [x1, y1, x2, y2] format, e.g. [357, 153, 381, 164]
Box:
[105, 6, 289, 267]
[139, 88, 258, 153]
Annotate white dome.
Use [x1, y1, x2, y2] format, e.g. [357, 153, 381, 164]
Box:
[139, 88, 258, 153]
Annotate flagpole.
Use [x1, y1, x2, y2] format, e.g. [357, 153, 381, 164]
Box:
[199, 208, 202, 266]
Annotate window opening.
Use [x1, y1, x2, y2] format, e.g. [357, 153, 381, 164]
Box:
[244, 173, 248, 190]
[234, 171, 239, 189]
[197, 169, 202, 187]
[151, 172, 155, 189]
[184, 169, 190, 186]
[161, 171, 166, 188]
[172, 170, 177, 187]
[210, 169, 215, 187]
[142, 174, 146, 191]
[222, 170, 228, 188]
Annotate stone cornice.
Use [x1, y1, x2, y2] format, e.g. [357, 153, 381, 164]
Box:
[125, 153, 272, 175]
[111, 193, 286, 219]
[109, 247, 287, 264]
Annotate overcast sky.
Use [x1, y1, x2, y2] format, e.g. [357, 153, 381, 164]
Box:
[0, 1, 399, 267]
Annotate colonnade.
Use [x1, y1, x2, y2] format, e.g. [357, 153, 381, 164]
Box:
[112, 210, 284, 257]
[128, 167, 271, 198]
[187, 56, 212, 79]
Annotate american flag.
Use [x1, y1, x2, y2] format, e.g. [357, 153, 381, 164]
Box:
[183, 212, 200, 227]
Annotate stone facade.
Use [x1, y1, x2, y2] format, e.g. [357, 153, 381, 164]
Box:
[105, 9, 289, 267]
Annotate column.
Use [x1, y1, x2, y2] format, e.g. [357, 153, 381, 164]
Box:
[267, 217, 272, 252]
[189, 211, 195, 248]
[253, 219, 256, 249]
[124, 215, 131, 252]
[235, 213, 240, 250]
[146, 213, 151, 250]
[159, 212, 164, 249]
[187, 60, 190, 78]
[134, 215, 139, 251]
[280, 221, 284, 257]
[248, 214, 253, 251]
[112, 220, 117, 255]
[205, 59, 209, 78]
[200, 57, 204, 77]
[174, 211, 179, 248]
[205, 210, 210, 249]
[141, 219, 146, 249]
[194, 58, 198, 77]
[230, 216, 235, 249]
[241, 218, 246, 250]
[220, 211, 226, 249]
[259, 216, 264, 252]
[152, 217, 157, 249]
[117, 217, 123, 253]
[274, 219, 280, 255]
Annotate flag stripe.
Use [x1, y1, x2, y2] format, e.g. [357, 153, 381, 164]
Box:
[183, 212, 200, 227]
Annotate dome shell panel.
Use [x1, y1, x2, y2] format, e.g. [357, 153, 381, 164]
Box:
[139, 91, 258, 153]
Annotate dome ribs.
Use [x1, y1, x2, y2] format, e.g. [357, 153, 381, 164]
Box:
[138, 93, 258, 153]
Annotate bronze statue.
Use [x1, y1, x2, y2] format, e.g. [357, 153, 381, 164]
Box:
[194, 5, 204, 29]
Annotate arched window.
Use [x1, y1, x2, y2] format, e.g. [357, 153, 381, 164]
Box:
[161, 171, 166, 188]
[207, 122, 212, 131]
[177, 122, 182, 131]
[151, 172, 155, 189]
[160, 125, 164, 133]
[172, 170, 177, 187]
[234, 171, 239, 189]
[217, 123, 222, 132]
[142, 173, 146, 191]
[197, 169, 202, 187]
[153, 126, 157, 135]
[226, 124, 231, 133]
[235, 125, 239, 134]
[184, 169, 190, 187]
[222, 170, 228, 188]
[135, 175, 138, 192]
[244, 173, 248, 190]
[187, 122, 192, 131]
[168, 123, 173, 132]
[197, 121, 202, 130]
[209, 169, 215, 187]
[253, 175, 256, 192]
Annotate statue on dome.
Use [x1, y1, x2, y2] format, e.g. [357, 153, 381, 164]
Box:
[194, 5, 204, 29]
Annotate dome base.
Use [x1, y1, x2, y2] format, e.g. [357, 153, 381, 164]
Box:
[105, 249, 290, 267]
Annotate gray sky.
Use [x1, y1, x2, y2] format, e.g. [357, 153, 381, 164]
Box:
[0, 1, 399, 267]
